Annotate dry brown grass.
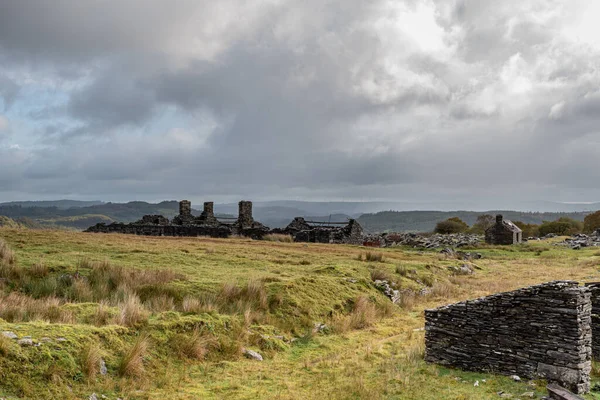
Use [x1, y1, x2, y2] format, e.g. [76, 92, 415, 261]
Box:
[115, 292, 149, 327]
[263, 234, 294, 243]
[80, 342, 102, 379]
[0, 239, 16, 266]
[0, 334, 14, 356]
[217, 279, 268, 313]
[144, 294, 175, 312]
[0, 292, 74, 323]
[182, 295, 218, 313]
[92, 301, 112, 326]
[331, 295, 379, 333]
[119, 334, 150, 377]
[370, 268, 392, 282]
[357, 252, 385, 262]
[170, 329, 214, 360]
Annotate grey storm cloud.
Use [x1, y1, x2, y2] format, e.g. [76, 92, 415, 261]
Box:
[1, 0, 600, 204]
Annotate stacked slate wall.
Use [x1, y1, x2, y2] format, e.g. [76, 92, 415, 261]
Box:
[425, 281, 592, 394]
[585, 283, 600, 359]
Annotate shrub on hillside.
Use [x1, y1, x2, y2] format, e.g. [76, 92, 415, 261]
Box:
[469, 214, 495, 234]
[584, 211, 600, 234]
[434, 217, 469, 234]
[538, 218, 582, 236]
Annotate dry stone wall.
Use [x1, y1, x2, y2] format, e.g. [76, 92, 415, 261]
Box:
[585, 283, 600, 359]
[425, 281, 592, 394]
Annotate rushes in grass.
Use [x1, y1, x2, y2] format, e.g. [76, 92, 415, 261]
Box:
[370, 268, 392, 282]
[182, 295, 218, 313]
[263, 234, 294, 243]
[0, 292, 74, 323]
[92, 301, 112, 326]
[331, 295, 378, 333]
[170, 330, 213, 360]
[357, 252, 385, 262]
[396, 265, 409, 277]
[0, 239, 16, 266]
[119, 334, 150, 377]
[80, 342, 102, 379]
[116, 293, 149, 327]
[0, 334, 14, 356]
[144, 294, 175, 312]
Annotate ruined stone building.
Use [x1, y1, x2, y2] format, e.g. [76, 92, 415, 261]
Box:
[275, 217, 364, 245]
[485, 214, 523, 245]
[425, 281, 599, 394]
[86, 200, 269, 239]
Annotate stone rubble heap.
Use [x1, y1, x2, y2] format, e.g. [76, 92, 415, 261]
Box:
[425, 281, 592, 394]
[558, 232, 600, 250]
[364, 233, 484, 249]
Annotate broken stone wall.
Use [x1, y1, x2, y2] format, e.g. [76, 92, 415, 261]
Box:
[425, 281, 592, 394]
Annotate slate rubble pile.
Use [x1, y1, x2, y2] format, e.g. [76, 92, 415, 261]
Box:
[425, 281, 592, 394]
[558, 232, 600, 250]
[364, 233, 483, 248]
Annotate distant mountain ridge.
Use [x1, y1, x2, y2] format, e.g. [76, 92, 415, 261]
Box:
[0, 199, 598, 232]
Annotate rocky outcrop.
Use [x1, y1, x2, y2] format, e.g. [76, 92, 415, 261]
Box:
[425, 281, 592, 394]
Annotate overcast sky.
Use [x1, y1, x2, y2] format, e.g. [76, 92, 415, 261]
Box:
[1, 0, 600, 207]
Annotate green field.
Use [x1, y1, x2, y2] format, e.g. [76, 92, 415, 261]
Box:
[1, 228, 600, 399]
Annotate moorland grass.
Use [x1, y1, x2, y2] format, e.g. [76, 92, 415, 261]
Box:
[0, 228, 599, 399]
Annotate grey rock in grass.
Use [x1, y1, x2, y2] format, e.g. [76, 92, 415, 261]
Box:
[99, 359, 107, 375]
[17, 338, 33, 347]
[374, 280, 400, 303]
[243, 349, 263, 361]
[2, 331, 17, 339]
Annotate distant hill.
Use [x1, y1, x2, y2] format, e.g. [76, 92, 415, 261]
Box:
[357, 210, 592, 233]
[0, 199, 598, 232]
[0, 200, 104, 209]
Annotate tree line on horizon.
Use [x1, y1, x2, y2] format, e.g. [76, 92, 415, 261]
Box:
[434, 211, 600, 237]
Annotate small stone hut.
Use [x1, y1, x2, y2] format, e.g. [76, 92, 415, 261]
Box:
[485, 214, 522, 245]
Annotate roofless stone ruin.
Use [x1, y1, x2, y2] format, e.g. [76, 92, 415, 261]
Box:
[85, 200, 363, 243]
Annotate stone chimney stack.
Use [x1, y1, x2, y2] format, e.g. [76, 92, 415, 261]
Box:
[496, 214, 503, 225]
[179, 200, 192, 217]
[200, 201, 216, 223]
[238, 200, 254, 228]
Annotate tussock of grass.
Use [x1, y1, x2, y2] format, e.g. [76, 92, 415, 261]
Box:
[0, 292, 74, 323]
[370, 268, 392, 282]
[357, 252, 385, 262]
[119, 334, 150, 378]
[263, 234, 294, 243]
[331, 295, 379, 333]
[0, 334, 15, 356]
[116, 292, 149, 327]
[396, 265, 410, 276]
[170, 329, 214, 360]
[80, 342, 102, 379]
[0, 238, 16, 265]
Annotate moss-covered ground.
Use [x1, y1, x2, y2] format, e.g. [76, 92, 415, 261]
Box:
[1, 228, 600, 399]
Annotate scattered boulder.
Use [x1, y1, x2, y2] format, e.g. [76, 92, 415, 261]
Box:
[2, 331, 17, 340]
[17, 338, 33, 347]
[99, 359, 107, 375]
[243, 349, 263, 361]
